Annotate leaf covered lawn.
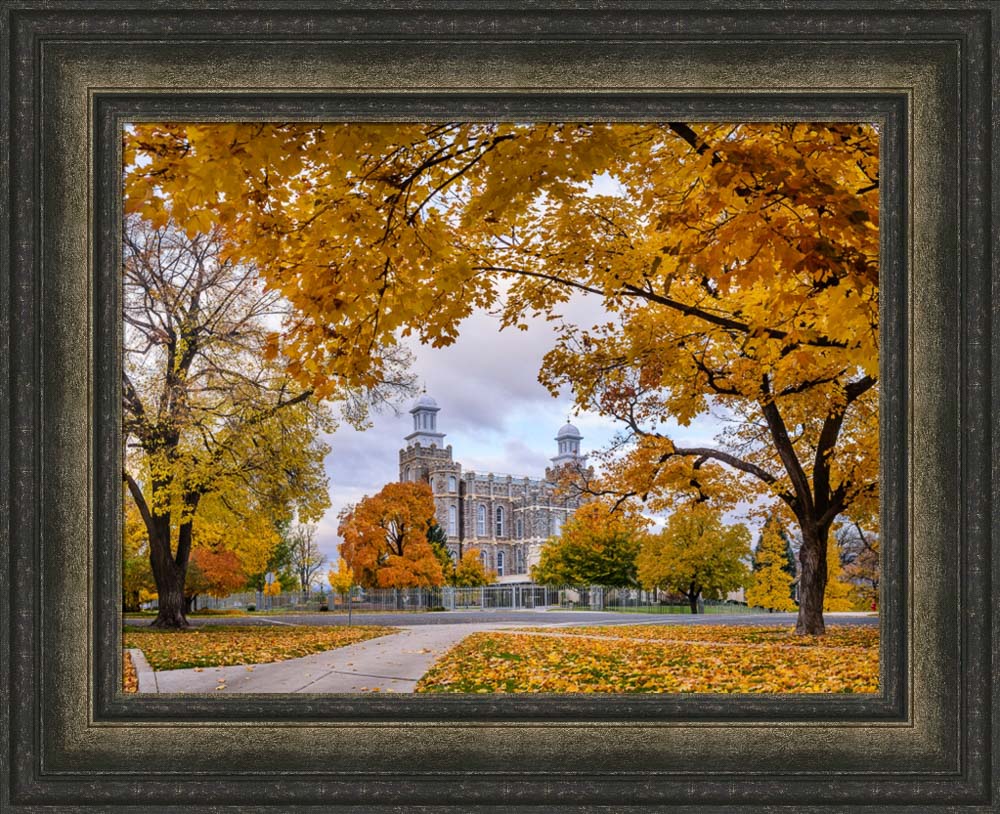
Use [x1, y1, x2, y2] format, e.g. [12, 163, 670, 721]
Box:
[123, 651, 139, 693]
[416, 625, 879, 694]
[125, 624, 396, 671]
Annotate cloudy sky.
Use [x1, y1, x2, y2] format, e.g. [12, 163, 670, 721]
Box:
[313, 290, 728, 565]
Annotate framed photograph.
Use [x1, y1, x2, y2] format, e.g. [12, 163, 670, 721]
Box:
[1, 3, 996, 811]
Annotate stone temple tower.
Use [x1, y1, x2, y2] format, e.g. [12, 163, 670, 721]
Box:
[550, 421, 584, 468]
[405, 394, 445, 449]
[399, 393, 458, 486]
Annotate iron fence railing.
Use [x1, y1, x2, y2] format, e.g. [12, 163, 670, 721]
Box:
[146, 585, 767, 615]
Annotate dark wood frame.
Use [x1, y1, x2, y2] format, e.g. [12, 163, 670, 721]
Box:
[1, 3, 995, 811]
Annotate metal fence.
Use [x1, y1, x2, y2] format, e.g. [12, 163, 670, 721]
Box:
[169, 585, 766, 615]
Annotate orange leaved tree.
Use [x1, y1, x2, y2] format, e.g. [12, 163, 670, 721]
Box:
[337, 481, 445, 589]
[184, 548, 247, 612]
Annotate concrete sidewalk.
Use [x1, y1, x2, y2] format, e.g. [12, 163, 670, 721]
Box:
[147, 622, 523, 694]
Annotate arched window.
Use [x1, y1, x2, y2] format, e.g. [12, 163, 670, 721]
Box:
[516, 547, 525, 574]
[496, 551, 505, 577]
[495, 506, 505, 537]
[448, 505, 457, 535]
[477, 505, 486, 536]
[448, 475, 457, 492]
[552, 514, 563, 536]
[448, 547, 458, 562]
[515, 516, 523, 539]
[480, 550, 488, 568]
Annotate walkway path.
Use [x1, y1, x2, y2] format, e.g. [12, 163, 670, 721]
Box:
[144, 622, 527, 694]
[132, 612, 877, 694]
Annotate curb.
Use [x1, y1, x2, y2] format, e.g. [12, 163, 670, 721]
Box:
[127, 648, 159, 693]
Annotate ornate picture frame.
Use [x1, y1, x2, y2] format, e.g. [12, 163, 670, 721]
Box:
[1, 3, 995, 810]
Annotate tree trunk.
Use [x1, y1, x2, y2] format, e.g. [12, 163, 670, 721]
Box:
[147, 519, 191, 629]
[795, 522, 829, 635]
[150, 557, 189, 628]
[687, 587, 700, 614]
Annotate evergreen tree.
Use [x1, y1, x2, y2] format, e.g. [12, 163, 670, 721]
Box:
[426, 521, 455, 584]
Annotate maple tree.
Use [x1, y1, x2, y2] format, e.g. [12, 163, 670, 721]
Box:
[184, 547, 247, 611]
[337, 481, 446, 589]
[122, 216, 412, 628]
[746, 513, 798, 612]
[452, 547, 496, 587]
[125, 121, 879, 634]
[327, 559, 357, 596]
[328, 558, 358, 622]
[636, 503, 751, 613]
[531, 501, 648, 586]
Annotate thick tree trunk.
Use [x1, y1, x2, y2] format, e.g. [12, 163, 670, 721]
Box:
[795, 522, 829, 635]
[687, 587, 700, 614]
[150, 558, 189, 628]
[147, 518, 191, 629]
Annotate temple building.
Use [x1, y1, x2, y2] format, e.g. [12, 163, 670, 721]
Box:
[398, 394, 586, 583]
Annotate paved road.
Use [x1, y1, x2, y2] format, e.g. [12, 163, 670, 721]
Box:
[126, 609, 879, 629]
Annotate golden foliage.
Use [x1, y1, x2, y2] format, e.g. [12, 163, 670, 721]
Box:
[452, 547, 496, 587]
[416, 625, 878, 694]
[746, 515, 797, 612]
[636, 503, 751, 604]
[122, 217, 335, 624]
[823, 539, 855, 611]
[532, 501, 649, 586]
[124, 624, 395, 671]
[327, 559, 357, 596]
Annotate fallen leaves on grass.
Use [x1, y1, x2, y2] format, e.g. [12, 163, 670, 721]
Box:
[123, 652, 138, 693]
[124, 625, 396, 671]
[416, 625, 878, 694]
[519, 624, 878, 649]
